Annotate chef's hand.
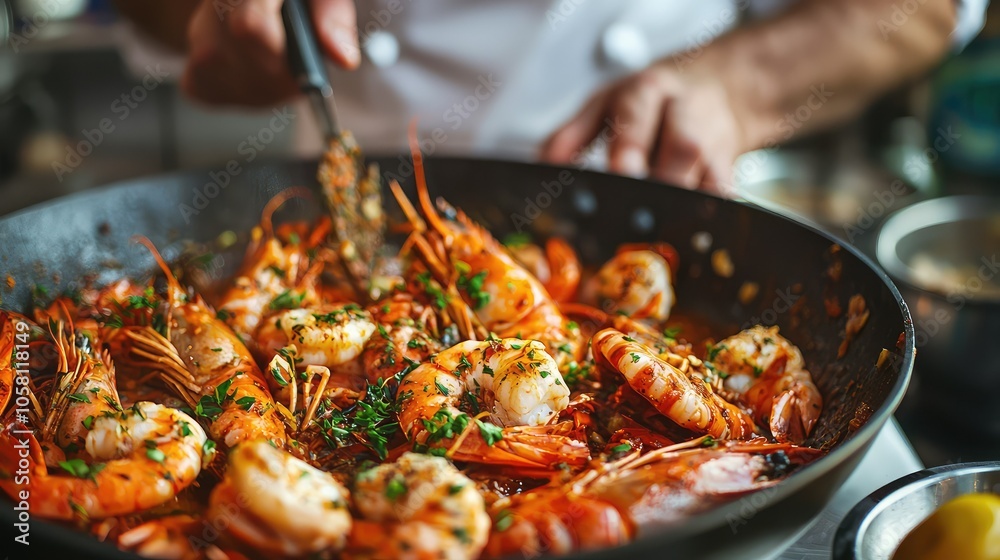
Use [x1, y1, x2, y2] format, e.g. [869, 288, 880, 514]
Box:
[541, 59, 746, 196]
[182, 0, 359, 106]
[542, 0, 956, 196]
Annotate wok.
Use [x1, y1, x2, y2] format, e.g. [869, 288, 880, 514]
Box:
[0, 157, 914, 559]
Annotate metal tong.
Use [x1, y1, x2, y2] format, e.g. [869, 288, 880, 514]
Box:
[281, 0, 340, 142]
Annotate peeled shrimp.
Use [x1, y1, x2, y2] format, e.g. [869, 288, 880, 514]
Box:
[347, 452, 490, 560]
[397, 338, 590, 468]
[208, 440, 352, 556]
[709, 325, 822, 443]
[593, 328, 756, 440]
[585, 250, 674, 321]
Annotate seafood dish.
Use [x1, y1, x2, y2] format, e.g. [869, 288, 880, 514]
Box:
[0, 131, 832, 559]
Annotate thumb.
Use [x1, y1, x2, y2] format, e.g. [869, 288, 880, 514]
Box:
[312, 0, 360, 69]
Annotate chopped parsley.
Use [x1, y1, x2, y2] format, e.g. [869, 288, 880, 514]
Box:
[434, 380, 451, 396]
[476, 420, 503, 446]
[494, 509, 515, 532]
[59, 458, 105, 480]
[235, 396, 256, 411]
[319, 378, 400, 460]
[146, 447, 165, 463]
[706, 343, 727, 361]
[195, 377, 237, 420]
[126, 288, 157, 310]
[610, 442, 632, 454]
[457, 268, 490, 310]
[385, 475, 407, 500]
[415, 271, 450, 310]
[269, 290, 305, 310]
[502, 232, 531, 248]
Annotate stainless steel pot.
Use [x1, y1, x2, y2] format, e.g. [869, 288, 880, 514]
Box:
[876, 195, 1000, 434]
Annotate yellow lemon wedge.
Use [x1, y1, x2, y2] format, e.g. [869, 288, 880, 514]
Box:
[893, 493, 1000, 560]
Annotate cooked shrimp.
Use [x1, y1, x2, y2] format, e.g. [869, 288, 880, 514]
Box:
[42, 325, 121, 453]
[117, 515, 207, 559]
[360, 318, 440, 385]
[709, 325, 822, 443]
[507, 238, 582, 303]
[0, 400, 211, 520]
[216, 188, 322, 342]
[389, 132, 584, 370]
[346, 452, 490, 560]
[592, 329, 757, 440]
[585, 250, 674, 321]
[587, 440, 823, 527]
[208, 440, 352, 556]
[255, 303, 376, 369]
[397, 338, 590, 468]
[484, 489, 630, 558]
[120, 237, 287, 448]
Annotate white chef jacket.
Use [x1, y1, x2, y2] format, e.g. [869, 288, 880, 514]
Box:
[313, 0, 988, 159]
[119, 0, 989, 165]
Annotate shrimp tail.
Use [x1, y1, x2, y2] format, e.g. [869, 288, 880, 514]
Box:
[770, 383, 822, 444]
[543, 238, 582, 303]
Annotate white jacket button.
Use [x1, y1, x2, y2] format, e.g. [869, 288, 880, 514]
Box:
[600, 23, 652, 71]
[364, 30, 400, 68]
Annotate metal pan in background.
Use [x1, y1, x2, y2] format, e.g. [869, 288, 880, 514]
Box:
[833, 461, 1000, 560]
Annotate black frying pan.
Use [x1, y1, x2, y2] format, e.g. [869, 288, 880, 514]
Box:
[0, 157, 913, 559]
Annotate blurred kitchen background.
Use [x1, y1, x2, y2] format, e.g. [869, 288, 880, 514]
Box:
[0, 1, 999, 466]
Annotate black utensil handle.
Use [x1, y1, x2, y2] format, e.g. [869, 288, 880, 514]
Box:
[282, 0, 332, 95]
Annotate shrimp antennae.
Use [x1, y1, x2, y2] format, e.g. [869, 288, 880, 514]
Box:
[407, 119, 451, 240]
[261, 186, 313, 239]
[132, 236, 184, 305]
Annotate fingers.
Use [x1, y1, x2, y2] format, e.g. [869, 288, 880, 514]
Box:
[650, 100, 704, 189]
[540, 92, 608, 164]
[605, 74, 667, 178]
[181, 0, 359, 107]
[312, 0, 360, 69]
[227, 0, 285, 58]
